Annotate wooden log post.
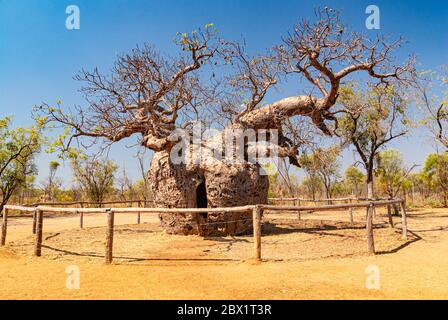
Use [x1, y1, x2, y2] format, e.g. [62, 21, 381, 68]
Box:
[348, 208, 354, 225]
[105, 210, 115, 264]
[252, 206, 262, 261]
[401, 200, 408, 240]
[79, 210, 84, 229]
[137, 201, 141, 224]
[387, 205, 394, 228]
[295, 200, 301, 220]
[34, 209, 43, 257]
[32, 210, 37, 234]
[366, 204, 375, 255]
[1, 208, 8, 246]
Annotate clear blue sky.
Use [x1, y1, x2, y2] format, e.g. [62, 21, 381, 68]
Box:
[1, 0, 447, 186]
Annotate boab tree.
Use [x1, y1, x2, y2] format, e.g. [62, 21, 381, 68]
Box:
[38, 8, 413, 236]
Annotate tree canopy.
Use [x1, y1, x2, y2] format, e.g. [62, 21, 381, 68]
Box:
[0, 116, 44, 209]
[37, 8, 414, 167]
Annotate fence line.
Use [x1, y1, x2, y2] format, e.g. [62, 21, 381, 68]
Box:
[0, 199, 407, 264]
[21, 197, 391, 208]
[268, 197, 392, 203]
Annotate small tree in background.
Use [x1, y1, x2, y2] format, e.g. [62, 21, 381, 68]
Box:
[337, 84, 409, 199]
[117, 167, 136, 201]
[422, 153, 448, 207]
[300, 176, 323, 200]
[42, 160, 61, 201]
[300, 146, 341, 201]
[376, 149, 416, 213]
[0, 116, 43, 212]
[417, 67, 448, 149]
[70, 158, 118, 206]
[345, 166, 364, 196]
[299, 154, 321, 200]
[312, 146, 341, 201]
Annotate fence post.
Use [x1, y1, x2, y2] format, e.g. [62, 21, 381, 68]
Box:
[1, 208, 8, 246]
[137, 201, 141, 224]
[252, 206, 262, 261]
[366, 204, 375, 255]
[348, 208, 354, 225]
[79, 210, 84, 229]
[105, 210, 115, 264]
[32, 210, 37, 234]
[294, 200, 301, 220]
[387, 205, 394, 228]
[401, 200, 408, 240]
[34, 209, 43, 257]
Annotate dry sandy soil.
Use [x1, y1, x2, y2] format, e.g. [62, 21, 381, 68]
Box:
[1, 206, 448, 299]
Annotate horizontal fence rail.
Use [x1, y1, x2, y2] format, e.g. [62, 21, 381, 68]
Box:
[0, 198, 408, 263]
[22, 197, 392, 207]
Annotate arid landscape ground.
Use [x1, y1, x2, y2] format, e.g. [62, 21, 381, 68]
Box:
[0, 207, 447, 299]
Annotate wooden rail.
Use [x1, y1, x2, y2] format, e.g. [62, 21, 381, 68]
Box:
[26, 199, 150, 207]
[0, 199, 407, 264]
[268, 197, 391, 203]
[22, 197, 388, 207]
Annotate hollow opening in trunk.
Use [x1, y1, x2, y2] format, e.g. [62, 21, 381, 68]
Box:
[196, 181, 208, 218]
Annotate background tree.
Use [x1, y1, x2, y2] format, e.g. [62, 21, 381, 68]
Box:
[70, 158, 118, 205]
[0, 116, 43, 212]
[311, 146, 341, 201]
[336, 85, 409, 199]
[300, 146, 341, 201]
[299, 153, 321, 200]
[300, 176, 323, 200]
[344, 166, 364, 196]
[417, 67, 448, 149]
[117, 167, 136, 201]
[376, 149, 416, 213]
[408, 172, 427, 206]
[41, 160, 61, 201]
[422, 153, 448, 207]
[135, 150, 152, 203]
[15, 175, 36, 205]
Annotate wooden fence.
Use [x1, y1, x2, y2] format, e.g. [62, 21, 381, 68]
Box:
[0, 199, 407, 264]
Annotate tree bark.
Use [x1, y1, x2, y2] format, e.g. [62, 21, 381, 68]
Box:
[367, 181, 374, 199]
[366, 167, 374, 199]
[238, 96, 318, 130]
